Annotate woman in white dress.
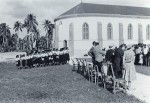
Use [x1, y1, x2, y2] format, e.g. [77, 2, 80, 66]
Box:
[123, 45, 136, 90]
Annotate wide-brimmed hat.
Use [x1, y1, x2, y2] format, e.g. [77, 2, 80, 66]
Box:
[126, 44, 133, 49]
[109, 45, 114, 48]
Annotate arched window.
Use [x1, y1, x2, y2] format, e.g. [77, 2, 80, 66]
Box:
[146, 24, 150, 40]
[82, 23, 89, 40]
[107, 23, 113, 40]
[128, 24, 133, 39]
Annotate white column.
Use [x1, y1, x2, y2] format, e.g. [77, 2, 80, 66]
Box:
[138, 24, 143, 43]
[97, 22, 103, 47]
[119, 23, 124, 45]
[69, 23, 74, 57]
[54, 25, 59, 49]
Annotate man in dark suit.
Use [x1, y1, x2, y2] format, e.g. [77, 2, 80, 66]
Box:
[113, 44, 126, 78]
[105, 46, 115, 63]
[105, 46, 115, 76]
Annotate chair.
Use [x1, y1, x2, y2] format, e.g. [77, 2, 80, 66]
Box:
[79, 59, 84, 74]
[99, 62, 115, 89]
[88, 64, 102, 85]
[94, 65, 103, 85]
[108, 62, 127, 94]
[87, 63, 95, 82]
[71, 58, 78, 71]
[100, 62, 110, 88]
[79, 59, 87, 76]
[82, 59, 88, 77]
[76, 58, 82, 73]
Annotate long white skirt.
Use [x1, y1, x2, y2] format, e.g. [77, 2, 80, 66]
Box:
[124, 62, 137, 82]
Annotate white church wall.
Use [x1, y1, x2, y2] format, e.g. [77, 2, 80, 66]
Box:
[123, 19, 138, 45]
[55, 16, 150, 57]
[142, 22, 150, 44]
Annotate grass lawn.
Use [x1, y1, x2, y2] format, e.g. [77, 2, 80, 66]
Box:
[136, 66, 150, 76]
[0, 62, 144, 103]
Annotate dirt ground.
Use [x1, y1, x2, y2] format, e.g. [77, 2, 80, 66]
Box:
[0, 62, 143, 103]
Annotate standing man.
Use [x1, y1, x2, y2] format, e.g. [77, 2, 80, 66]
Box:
[105, 45, 115, 63]
[88, 41, 96, 65]
[105, 45, 115, 75]
[92, 42, 106, 72]
[113, 44, 126, 78]
[143, 45, 148, 66]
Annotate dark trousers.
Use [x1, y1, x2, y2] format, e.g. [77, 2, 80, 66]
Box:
[113, 63, 123, 79]
[114, 70, 123, 79]
[143, 54, 147, 65]
[95, 61, 102, 72]
[135, 54, 140, 65]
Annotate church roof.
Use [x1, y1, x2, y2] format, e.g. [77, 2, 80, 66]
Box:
[55, 3, 150, 21]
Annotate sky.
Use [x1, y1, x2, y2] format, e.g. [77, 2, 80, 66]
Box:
[1, 0, 150, 38]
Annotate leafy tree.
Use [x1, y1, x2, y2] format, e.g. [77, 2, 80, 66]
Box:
[14, 21, 22, 33]
[14, 21, 23, 50]
[43, 20, 54, 49]
[10, 33, 18, 51]
[18, 38, 23, 50]
[23, 14, 38, 50]
[0, 23, 11, 52]
[38, 36, 47, 50]
[33, 28, 40, 50]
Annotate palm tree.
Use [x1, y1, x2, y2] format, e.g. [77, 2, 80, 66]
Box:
[14, 21, 22, 50]
[9, 33, 18, 51]
[14, 21, 22, 33]
[23, 14, 38, 50]
[0, 23, 11, 52]
[38, 36, 47, 50]
[43, 20, 54, 49]
[18, 38, 23, 50]
[33, 28, 40, 50]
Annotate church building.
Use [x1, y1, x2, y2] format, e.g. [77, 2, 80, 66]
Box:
[54, 3, 150, 57]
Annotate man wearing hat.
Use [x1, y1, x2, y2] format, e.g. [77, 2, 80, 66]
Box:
[105, 45, 115, 63]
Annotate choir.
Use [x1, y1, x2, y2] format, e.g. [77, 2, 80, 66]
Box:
[15, 48, 70, 69]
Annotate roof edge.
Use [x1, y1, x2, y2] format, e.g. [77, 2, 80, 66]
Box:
[54, 13, 150, 22]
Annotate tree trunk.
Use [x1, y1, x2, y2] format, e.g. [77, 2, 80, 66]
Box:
[46, 33, 49, 49]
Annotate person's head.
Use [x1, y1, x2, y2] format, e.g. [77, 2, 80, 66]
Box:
[126, 45, 133, 50]
[119, 44, 126, 51]
[95, 42, 99, 46]
[109, 45, 113, 49]
[102, 48, 106, 51]
[92, 41, 96, 46]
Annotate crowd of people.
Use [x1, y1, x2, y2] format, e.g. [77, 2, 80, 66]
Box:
[134, 44, 150, 66]
[16, 48, 70, 69]
[88, 41, 150, 91]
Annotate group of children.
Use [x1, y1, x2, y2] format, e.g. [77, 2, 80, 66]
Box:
[16, 48, 70, 69]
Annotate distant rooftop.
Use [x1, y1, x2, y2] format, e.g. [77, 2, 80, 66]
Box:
[55, 3, 150, 21]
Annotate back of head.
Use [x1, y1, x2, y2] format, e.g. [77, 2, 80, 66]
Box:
[109, 45, 113, 49]
[95, 42, 99, 46]
[92, 41, 96, 46]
